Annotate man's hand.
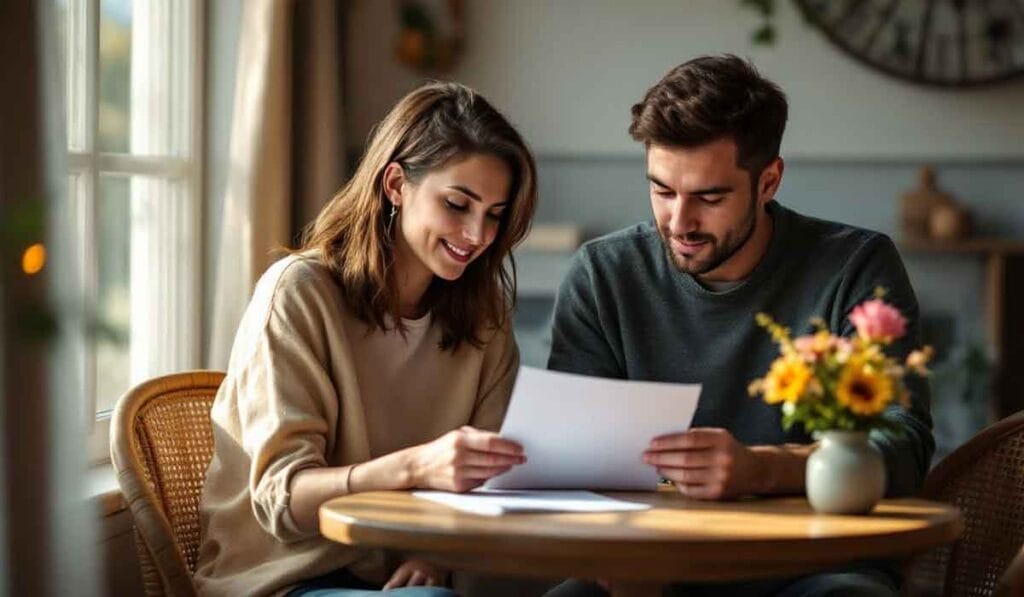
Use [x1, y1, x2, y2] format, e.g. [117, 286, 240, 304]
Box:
[643, 428, 768, 500]
[383, 559, 448, 590]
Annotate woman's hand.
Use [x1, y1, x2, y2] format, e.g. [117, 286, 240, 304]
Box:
[408, 426, 525, 492]
[383, 559, 448, 590]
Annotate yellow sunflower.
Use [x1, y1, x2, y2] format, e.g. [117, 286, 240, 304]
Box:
[836, 361, 893, 416]
[762, 356, 812, 404]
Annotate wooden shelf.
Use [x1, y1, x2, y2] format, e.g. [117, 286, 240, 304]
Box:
[899, 237, 1024, 255]
[899, 237, 1024, 418]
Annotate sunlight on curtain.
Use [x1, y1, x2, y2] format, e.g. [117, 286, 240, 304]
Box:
[209, 0, 344, 369]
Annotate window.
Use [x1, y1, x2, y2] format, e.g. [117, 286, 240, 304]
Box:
[58, 0, 203, 461]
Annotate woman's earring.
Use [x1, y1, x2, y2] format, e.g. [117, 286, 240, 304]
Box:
[387, 204, 399, 235]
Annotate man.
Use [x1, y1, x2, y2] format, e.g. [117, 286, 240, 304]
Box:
[545, 55, 933, 596]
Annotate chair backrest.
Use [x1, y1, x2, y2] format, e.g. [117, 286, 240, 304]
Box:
[906, 411, 1024, 596]
[997, 546, 1024, 597]
[110, 370, 225, 597]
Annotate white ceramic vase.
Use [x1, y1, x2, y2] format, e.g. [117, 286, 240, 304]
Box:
[806, 431, 886, 514]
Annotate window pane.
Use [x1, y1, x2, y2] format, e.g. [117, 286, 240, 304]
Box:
[98, 0, 132, 153]
[67, 170, 93, 424]
[131, 0, 197, 158]
[64, 0, 91, 151]
[127, 175, 198, 380]
[95, 174, 131, 413]
[93, 173, 198, 413]
[55, 0, 67, 82]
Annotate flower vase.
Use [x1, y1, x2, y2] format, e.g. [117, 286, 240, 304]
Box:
[806, 431, 885, 514]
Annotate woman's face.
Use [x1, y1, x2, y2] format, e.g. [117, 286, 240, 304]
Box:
[389, 153, 512, 286]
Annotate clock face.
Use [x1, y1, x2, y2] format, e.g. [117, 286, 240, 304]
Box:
[795, 0, 1024, 87]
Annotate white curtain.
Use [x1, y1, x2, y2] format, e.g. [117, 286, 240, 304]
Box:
[208, 0, 345, 369]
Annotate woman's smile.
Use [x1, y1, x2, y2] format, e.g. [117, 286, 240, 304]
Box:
[441, 239, 474, 263]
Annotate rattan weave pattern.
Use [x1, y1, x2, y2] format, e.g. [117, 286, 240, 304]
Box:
[111, 370, 223, 597]
[134, 389, 217, 573]
[908, 412, 1024, 596]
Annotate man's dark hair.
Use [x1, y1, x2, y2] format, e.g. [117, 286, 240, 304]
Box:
[629, 54, 788, 179]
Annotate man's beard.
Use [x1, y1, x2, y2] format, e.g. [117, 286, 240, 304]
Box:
[660, 199, 759, 276]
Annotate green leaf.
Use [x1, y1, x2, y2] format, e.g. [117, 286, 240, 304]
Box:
[15, 301, 58, 341]
[0, 199, 46, 249]
[753, 24, 776, 45]
[399, 2, 434, 33]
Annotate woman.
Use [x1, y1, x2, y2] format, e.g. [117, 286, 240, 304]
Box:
[194, 82, 537, 597]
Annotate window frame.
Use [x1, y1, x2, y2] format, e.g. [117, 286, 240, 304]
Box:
[63, 0, 205, 463]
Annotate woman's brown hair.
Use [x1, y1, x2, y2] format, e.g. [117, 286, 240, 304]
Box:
[301, 81, 537, 351]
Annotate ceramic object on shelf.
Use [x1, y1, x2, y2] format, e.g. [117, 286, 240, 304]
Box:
[929, 202, 973, 241]
[900, 167, 966, 241]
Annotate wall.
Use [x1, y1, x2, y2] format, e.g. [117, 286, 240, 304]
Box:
[346, 0, 1024, 159]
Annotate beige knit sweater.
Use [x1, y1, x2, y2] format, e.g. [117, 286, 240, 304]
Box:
[193, 254, 519, 596]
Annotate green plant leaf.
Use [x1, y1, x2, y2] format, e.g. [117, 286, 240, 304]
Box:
[753, 24, 776, 45]
[399, 2, 434, 33]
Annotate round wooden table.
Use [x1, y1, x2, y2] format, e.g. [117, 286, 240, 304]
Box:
[319, 489, 962, 596]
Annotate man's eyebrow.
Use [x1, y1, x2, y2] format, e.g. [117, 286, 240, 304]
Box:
[447, 185, 508, 207]
[646, 174, 672, 189]
[646, 175, 733, 196]
[687, 185, 733, 196]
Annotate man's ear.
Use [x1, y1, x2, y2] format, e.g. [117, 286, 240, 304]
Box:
[381, 162, 407, 207]
[758, 157, 784, 205]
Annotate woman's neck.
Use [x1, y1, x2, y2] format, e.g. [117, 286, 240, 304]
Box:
[392, 238, 433, 319]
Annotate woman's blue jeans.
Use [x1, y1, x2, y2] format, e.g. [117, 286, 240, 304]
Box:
[288, 568, 458, 597]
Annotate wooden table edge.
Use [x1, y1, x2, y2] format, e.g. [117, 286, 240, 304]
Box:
[319, 493, 963, 583]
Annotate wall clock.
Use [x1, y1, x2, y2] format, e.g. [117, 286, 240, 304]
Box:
[794, 0, 1024, 88]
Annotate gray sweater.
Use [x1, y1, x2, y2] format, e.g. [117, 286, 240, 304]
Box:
[547, 202, 934, 496]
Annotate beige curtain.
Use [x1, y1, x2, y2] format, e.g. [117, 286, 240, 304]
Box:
[209, 0, 345, 369]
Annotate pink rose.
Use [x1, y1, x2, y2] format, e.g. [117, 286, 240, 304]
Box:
[849, 299, 907, 342]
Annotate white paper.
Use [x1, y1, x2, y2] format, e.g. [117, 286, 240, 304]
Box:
[413, 489, 651, 517]
[486, 367, 701, 490]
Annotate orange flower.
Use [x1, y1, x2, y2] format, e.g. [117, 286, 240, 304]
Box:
[762, 356, 812, 404]
[836, 361, 893, 416]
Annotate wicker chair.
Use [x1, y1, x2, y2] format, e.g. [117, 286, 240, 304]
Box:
[998, 546, 1024, 596]
[110, 370, 225, 597]
[906, 410, 1024, 596]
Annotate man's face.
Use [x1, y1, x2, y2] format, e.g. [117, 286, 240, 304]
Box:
[647, 139, 768, 279]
